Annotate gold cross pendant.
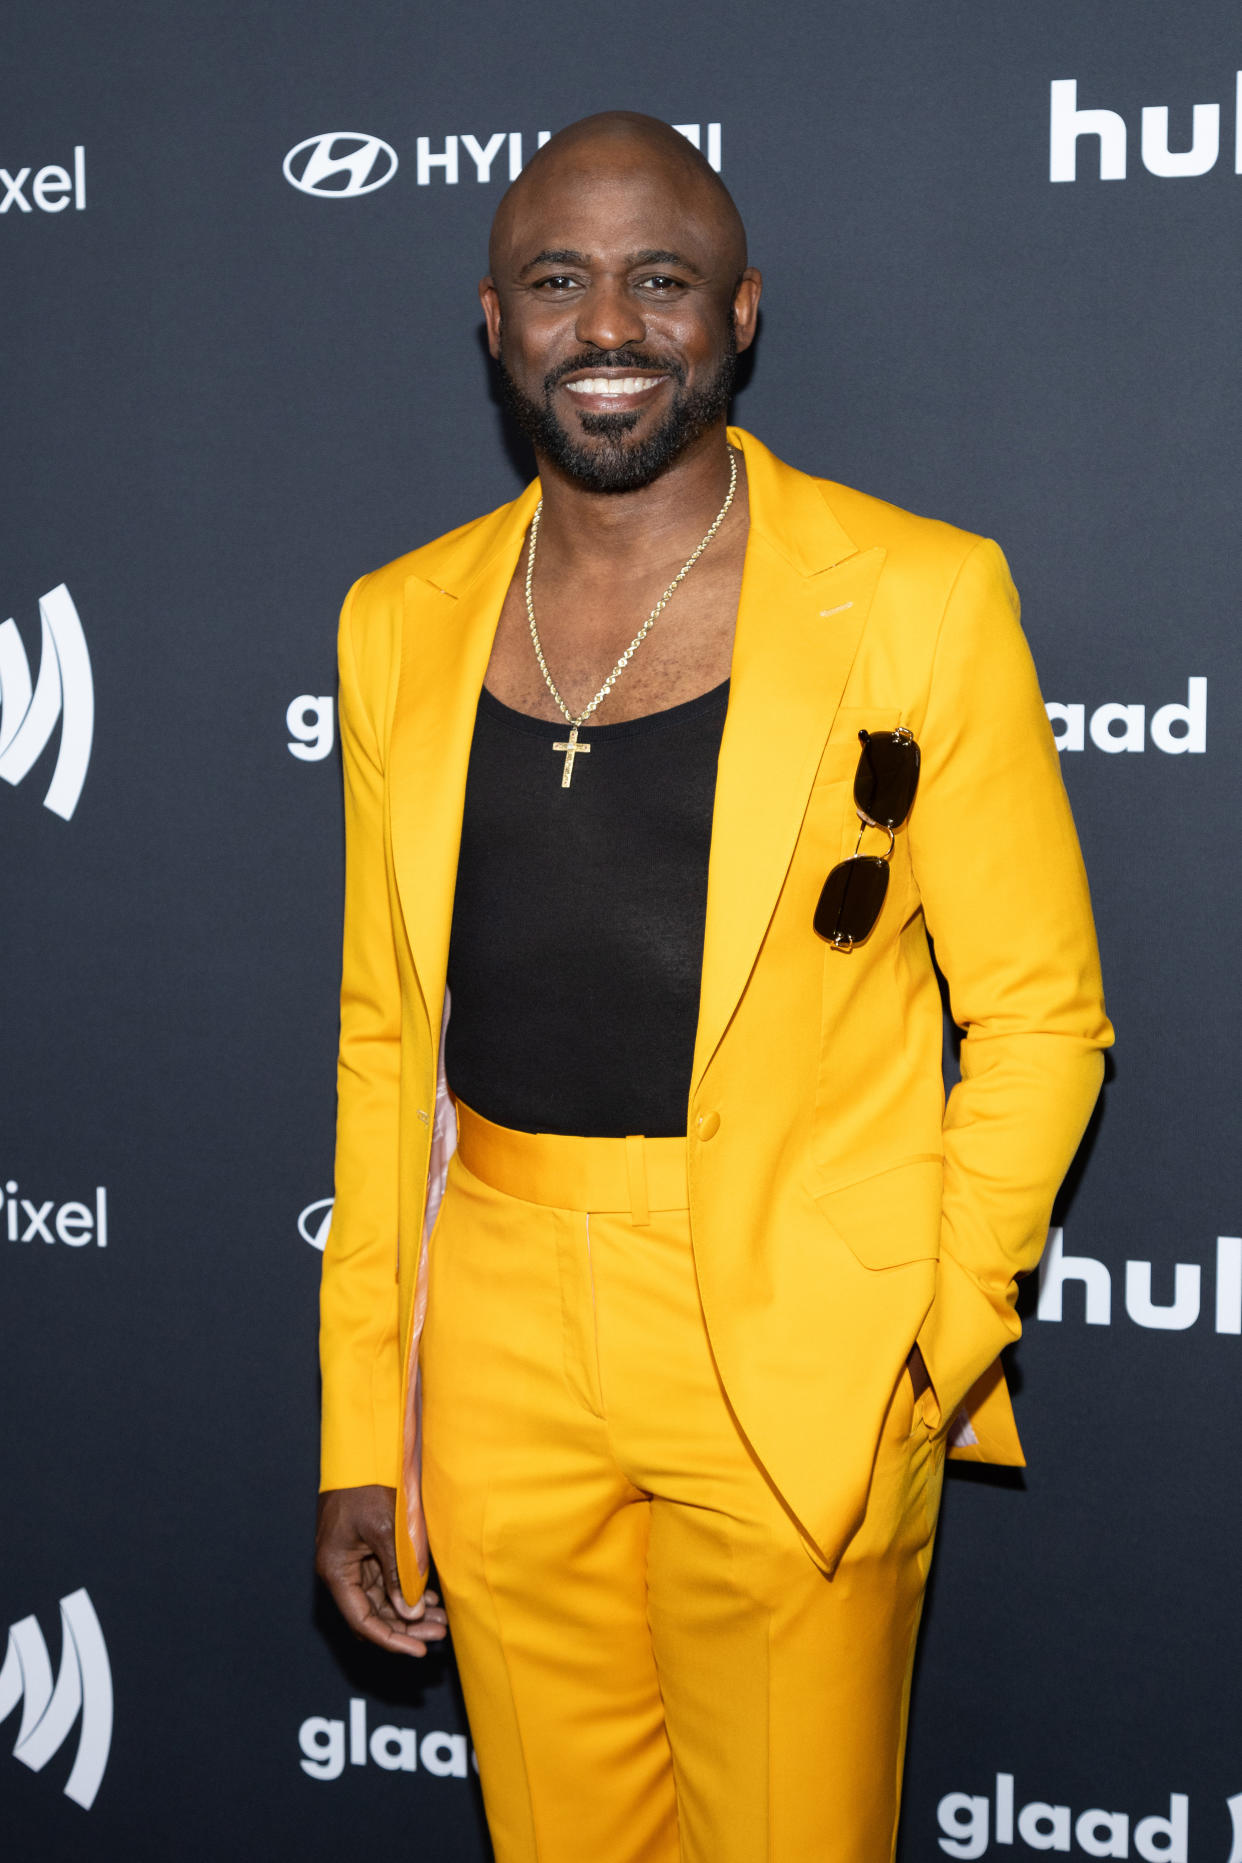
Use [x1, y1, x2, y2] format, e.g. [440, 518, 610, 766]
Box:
[552, 724, 591, 789]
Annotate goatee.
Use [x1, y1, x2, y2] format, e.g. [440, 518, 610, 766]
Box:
[496, 330, 737, 494]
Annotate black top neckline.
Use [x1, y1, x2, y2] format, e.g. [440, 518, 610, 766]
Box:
[477, 678, 730, 741]
[446, 670, 730, 1135]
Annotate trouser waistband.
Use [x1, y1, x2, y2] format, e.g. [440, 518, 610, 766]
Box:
[453, 1101, 689, 1224]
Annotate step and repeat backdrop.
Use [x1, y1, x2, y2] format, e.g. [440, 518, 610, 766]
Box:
[4, 1, 1240, 1857]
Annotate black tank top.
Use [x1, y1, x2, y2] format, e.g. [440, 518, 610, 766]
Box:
[445, 680, 730, 1137]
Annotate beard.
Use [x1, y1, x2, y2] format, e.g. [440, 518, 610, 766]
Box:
[496, 326, 737, 494]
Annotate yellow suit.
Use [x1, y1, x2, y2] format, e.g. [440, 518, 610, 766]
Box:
[320, 425, 1112, 1613]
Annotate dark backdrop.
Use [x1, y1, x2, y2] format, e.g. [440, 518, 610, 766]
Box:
[3, 3, 1239, 1857]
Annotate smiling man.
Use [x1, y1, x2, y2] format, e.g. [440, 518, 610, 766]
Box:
[315, 112, 1111, 1863]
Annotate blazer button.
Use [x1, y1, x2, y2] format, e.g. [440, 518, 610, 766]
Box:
[696, 1111, 721, 1141]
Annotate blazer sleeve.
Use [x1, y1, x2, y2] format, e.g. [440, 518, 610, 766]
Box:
[908, 537, 1114, 1427]
[319, 575, 404, 1491]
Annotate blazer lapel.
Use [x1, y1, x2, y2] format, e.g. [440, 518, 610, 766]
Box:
[387, 483, 540, 1043]
[692, 431, 884, 1094]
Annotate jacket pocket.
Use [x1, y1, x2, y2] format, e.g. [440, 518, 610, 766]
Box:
[811, 1155, 943, 1269]
[812, 706, 904, 789]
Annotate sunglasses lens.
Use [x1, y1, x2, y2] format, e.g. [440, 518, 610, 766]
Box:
[814, 857, 890, 947]
[854, 732, 920, 828]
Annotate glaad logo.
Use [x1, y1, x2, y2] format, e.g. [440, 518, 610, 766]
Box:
[1228, 1795, 1242, 1863]
[299, 1698, 474, 1781]
[0, 1590, 113, 1810]
[1038, 1227, 1240, 1334]
[1, 147, 86, 213]
[2, 1180, 109, 1248]
[0, 585, 93, 819]
[287, 694, 335, 761]
[283, 133, 399, 197]
[938, 1772, 1188, 1859]
[1051, 75, 1242, 182]
[1046, 680, 1205, 755]
[283, 121, 722, 198]
[298, 1197, 333, 1251]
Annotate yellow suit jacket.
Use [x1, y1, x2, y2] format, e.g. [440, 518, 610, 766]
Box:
[320, 427, 1113, 1602]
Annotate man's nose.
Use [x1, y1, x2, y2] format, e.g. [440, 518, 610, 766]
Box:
[574, 282, 646, 353]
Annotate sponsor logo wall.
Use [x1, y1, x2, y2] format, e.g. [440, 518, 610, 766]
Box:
[4, 7, 1239, 1861]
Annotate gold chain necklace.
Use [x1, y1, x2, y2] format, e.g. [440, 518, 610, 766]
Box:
[524, 445, 737, 788]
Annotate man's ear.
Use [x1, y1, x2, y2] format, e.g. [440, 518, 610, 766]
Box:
[479, 277, 502, 360]
[732, 268, 762, 355]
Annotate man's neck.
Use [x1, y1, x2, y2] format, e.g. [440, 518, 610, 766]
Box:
[530, 423, 740, 576]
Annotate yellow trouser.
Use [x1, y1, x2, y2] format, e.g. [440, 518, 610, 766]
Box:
[420, 1105, 946, 1863]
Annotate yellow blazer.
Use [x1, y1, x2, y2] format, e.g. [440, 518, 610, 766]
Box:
[320, 427, 1113, 1602]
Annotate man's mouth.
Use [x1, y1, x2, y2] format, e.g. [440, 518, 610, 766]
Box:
[560, 372, 669, 407]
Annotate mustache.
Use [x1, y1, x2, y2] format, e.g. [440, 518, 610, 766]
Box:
[544, 350, 686, 392]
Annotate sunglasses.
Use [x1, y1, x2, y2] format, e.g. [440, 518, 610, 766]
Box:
[813, 727, 921, 951]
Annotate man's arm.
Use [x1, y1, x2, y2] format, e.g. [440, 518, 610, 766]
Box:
[317, 579, 445, 1654]
[907, 538, 1113, 1427]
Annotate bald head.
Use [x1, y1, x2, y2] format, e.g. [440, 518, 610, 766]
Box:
[489, 112, 747, 280]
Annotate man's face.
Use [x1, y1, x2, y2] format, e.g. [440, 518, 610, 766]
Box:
[482, 156, 759, 494]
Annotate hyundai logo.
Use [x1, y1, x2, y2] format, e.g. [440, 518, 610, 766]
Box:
[298, 1198, 334, 1251]
[283, 133, 398, 198]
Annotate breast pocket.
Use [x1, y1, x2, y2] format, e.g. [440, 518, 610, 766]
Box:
[810, 707, 905, 862]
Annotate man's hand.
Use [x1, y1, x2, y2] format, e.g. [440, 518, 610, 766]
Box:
[316, 1485, 449, 1657]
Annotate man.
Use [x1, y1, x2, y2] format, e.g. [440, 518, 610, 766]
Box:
[315, 112, 1111, 1863]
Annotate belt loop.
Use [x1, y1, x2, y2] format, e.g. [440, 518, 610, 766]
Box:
[624, 1134, 650, 1226]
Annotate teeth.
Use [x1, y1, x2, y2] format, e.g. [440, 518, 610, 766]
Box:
[564, 376, 661, 397]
